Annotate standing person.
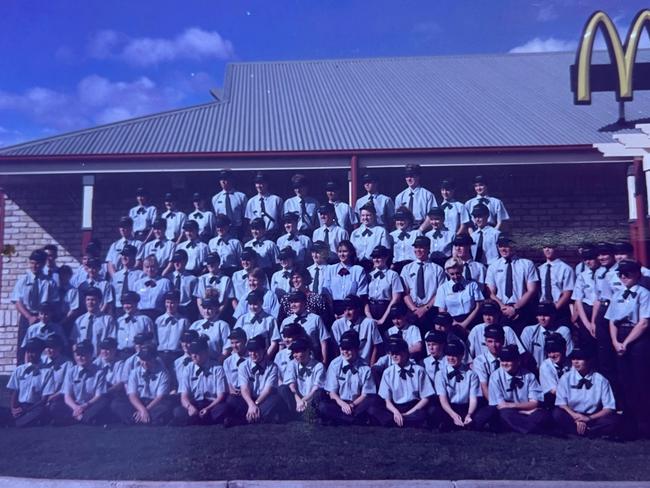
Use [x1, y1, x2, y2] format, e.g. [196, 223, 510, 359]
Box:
[331, 295, 383, 365]
[129, 187, 157, 242]
[591, 242, 618, 386]
[208, 214, 243, 277]
[424, 208, 454, 258]
[245, 171, 283, 238]
[42, 244, 61, 284]
[389, 208, 420, 274]
[354, 173, 394, 229]
[435, 258, 484, 334]
[572, 247, 601, 348]
[307, 242, 330, 293]
[469, 204, 501, 266]
[164, 250, 199, 321]
[111, 245, 145, 315]
[276, 213, 312, 267]
[212, 170, 247, 239]
[437, 178, 471, 235]
[322, 240, 369, 317]
[350, 203, 391, 271]
[21, 302, 67, 352]
[451, 234, 487, 286]
[486, 237, 539, 334]
[313, 203, 349, 263]
[245, 218, 280, 277]
[605, 259, 650, 437]
[520, 302, 574, 369]
[174, 221, 209, 276]
[464, 175, 510, 230]
[134, 256, 173, 320]
[538, 241, 575, 324]
[394, 164, 436, 227]
[155, 290, 190, 372]
[231, 249, 268, 306]
[77, 257, 114, 315]
[400, 236, 446, 329]
[105, 217, 143, 277]
[283, 174, 319, 236]
[324, 180, 357, 234]
[142, 218, 176, 271]
[161, 193, 187, 244]
[270, 247, 297, 300]
[70, 287, 116, 358]
[365, 245, 404, 329]
[188, 192, 216, 244]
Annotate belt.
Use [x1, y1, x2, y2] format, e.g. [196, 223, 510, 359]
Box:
[614, 319, 634, 328]
[600, 300, 611, 306]
[369, 299, 389, 304]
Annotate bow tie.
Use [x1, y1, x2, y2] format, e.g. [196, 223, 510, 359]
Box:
[282, 271, 291, 279]
[24, 365, 40, 376]
[145, 280, 156, 287]
[201, 320, 213, 330]
[154, 241, 164, 249]
[209, 276, 221, 285]
[137, 207, 146, 215]
[251, 315, 262, 324]
[217, 238, 227, 245]
[493, 359, 501, 370]
[440, 202, 453, 211]
[338, 268, 350, 277]
[183, 357, 192, 366]
[193, 212, 203, 219]
[573, 377, 593, 389]
[164, 316, 177, 326]
[294, 316, 308, 325]
[102, 363, 114, 374]
[187, 242, 197, 249]
[398, 231, 410, 241]
[78, 368, 91, 379]
[195, 367, 211, 378]
[507, 376, 524, 391]
[452, 282, 465, 292]
[431, 230, 443, 239]
[342, 364, 358, 375]
[362, 229, 373, 237]
[166, 213, 176, 219]
[399, 367, 414, 380]
[447, 369, 464, 381]
[623, 289, 637, 299]
[236, 357, 246, 366]
[125, 316, 136, 324]
[478, 197, 490, 205]
[241, 274, 248, 281]
[143, 371, 158, 382]
[252, 364, 266, 375]
[287, 235, 299, 242]
[373, 271, 385, 280]
[299, 366, 312, 377]
[252, 241, 264, 247]
[555, 365, 566, 378]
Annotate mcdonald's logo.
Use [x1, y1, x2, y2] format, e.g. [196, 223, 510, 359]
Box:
[571, 9, 650, 105]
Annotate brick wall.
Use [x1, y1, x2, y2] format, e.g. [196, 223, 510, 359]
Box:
[0, 162, 630, 373]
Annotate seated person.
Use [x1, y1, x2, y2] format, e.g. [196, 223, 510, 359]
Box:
[539, 334, 571, 408]
[279, 337, 326, 418]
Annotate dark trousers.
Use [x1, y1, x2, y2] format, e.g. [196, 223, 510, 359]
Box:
[369, 399, 428, 428]
[616, 328, 650, 437]
[179, 302, 200, 323]
[12, 402, 50, 427]
[552, 407, 621, 438]
[225, 392, 283, 424]
[16, 315, 33, 364]
[172, 399, 228, 425]
[368, 300, 390, 325]
[278, 385, 324, 419]
[501, 302, 536, 336]
[159, 350, 183, 376]
[471, 402, 500, 431]
[318, 394, 377, 425]
[111, 395, 173, 426]
[498, 407, 550, 434]
[49, 395, 111, 426]
[430, 402, 471, 431]
[595, 303, 618, 389]
[576, 303, 598, 350]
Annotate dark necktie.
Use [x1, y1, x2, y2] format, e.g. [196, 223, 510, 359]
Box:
[323, 227, 330, 247]
[447, 369, 463, 381]
[416, 262, 425, 300]
[452, 282, 465, 292]
[623, 288, 638, 299]
[86, 315, 94, 342]
[508, 376, 524, 391]
[174, 274, 181, 291]
[464, 264, 472, 281]
[299, 199, 308, 225]
[313, 267, 320, 293]
[252, 364, 266, 375]
[573, 377, 593, 389]
[408, 191, 414, 213]
[399, 367, 414, 380]
[251, 314, 262, 324]
[544, 264, 553, 302]
[505, 258, 513, 299]
[368, 194, 374, 204]
[493, 359, 500, 371]
[225, 192, 233, 219]
[555, 364, 565, 378]
[432, 359, 440, 375]
[122, 270, 129, 296]
[341, 364, 358, 374]
[30, 276, 40, 310]
[474, 231, 484, 263]
[259, 197, 267, 217]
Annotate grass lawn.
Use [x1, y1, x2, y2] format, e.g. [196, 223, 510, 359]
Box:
[0, 422, 649, 481]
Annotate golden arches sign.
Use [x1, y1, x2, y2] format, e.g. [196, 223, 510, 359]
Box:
[573, 9, 650, 105]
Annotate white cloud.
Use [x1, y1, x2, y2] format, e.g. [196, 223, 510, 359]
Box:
[88, 27, 234, 66]
[509, 37, 577, 54]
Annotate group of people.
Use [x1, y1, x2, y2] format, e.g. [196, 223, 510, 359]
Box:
[4, 164, 648, 439]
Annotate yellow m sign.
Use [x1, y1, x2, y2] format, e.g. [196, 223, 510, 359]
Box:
[573, 9, 650, 105]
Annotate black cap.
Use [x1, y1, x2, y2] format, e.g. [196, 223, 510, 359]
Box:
[481, 301, 501, 315]
[413, 236, 431, 249]
[205, 252, 221, 266]
[581, 248, 598, 260]
[278, 247, 297, 260]
[536, 302, 556, 316]
[83, 287, 102, 299]
[121, 291, 140, 305]
[74, 340, 94, 355]
[471, 204, 489, 217]
[325, 180, 338, 191]
[361, 173, 376, 183]
[120, 244, 138, 257]
[188, 338, 209, 354]
[247, 334, 267, 351]
[289, 337, 311, 353]
[544, 333, 567, 354]
[253, 172, 267, 183]
[134, 332, 154, 346]
[282, 323, 304, 338]
[434, 313, 453, 328]
[568, 344, 595, 361]
[614, 241, 634, 254]
[497, 236, 514, 247]
[389, 302, 408, 319]
[427, 207, 445, 219]
[25, 337, 45, 353]
[473, 175, 487, 184]
[387, 338, 409, 354]
[484, 324, 505, 341]
[282, 212, 299, 223]
[359, 202, 376, 214]
[249, 217, 266, 230]
[618, 259, 642, 275]
[202, 297, 219, 309]
[181, 330, 200, 343]
[246, 289, 265, 304]
[44, 335, 64, 349]
[370, 245, 390, 259]
[163, 192, 175, 202]
[429, 251, 448, 268]
[138, 344, 158, 361]
[424, 330, 447, 344]
[287, 290, 307, 303]
[228, 328, 248, 342]
[393, 208, 414, 222]
[218, 170, 232, 180]
[182, 220, 199, 232]
[318, 203, 335, 215]
[240, 249, 257, 261]
[440, 178, 456, 190]
[451, 234, 473, 247]
[214, 214, 231, 227]
[404, 164, 421, 177]
[164, 290, 181, 302]
[291, 174, 308, 189]
[445, 339, 465, 357]
[339, 330, 360, 350]
[118, 216, 134, 228]
[342, 295, 362, 310]
[136, 187, 148, 197]
[38, 302, 55, 314]
[191, 192, 203, 202]
[99, 337, 118, 350]
[172, 250, 189, 263]
[311, 240, 329, 253]
[498, 344, 520, 362]
[153, 218, 167, 230]
[596, 242, 614, 255]
[29, 249, 47, 263]
[86, 257, 102, 268]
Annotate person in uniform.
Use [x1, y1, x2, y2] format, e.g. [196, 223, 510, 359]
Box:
[538, 334, 571, 408]
[195, 252, 234, 318]
[307, 242, 330, 296]
[538, 241, 576, 323]
[164, 249, 199, 320]
[472, 324, 504, 405]
[270, 247, 297, 300]
[212, 170, 247, 238]
[350, 203, 391, 272]
[232, 267, 279, 320]
[486, 236, 539, 334]
[400, 236, 446, 329]
[394, 164, 437, 226]
[134, 256, 173, 320]
[160, 193, 187, 244]
[94, 337, 130, 420]
[245, 217, 280, 276]
[70, 287, 116, 358]
[21, 302, 67, 351]
[467, 301, 524, 359]
[464, 175, 510, 230]
[450, 233, 486, 287]
[190, 297, 231, 362]
[277, 213, 313, 268]
[174, 330, 200, 391]
[105, 217, 144, 277]
[6, 338, 54, 427]
[155, 290, 189, 372]
[313, 203, 349, 263]
[223, 328, 248, 397]
[322, 240, 369, 317]
[234, 289, 281, 358]
[389, 208, 420, 274]
[279, 337, 326, 418]
[208, 214, 244, 277]
[421, 330, 448, 389]
[41, 335, 73, 410]
[129, 187, 157, 242]
[142, 218, 176, 271]
[332, 295, 383, 365]
[435, 257, 484, 334]
[324, 180, 358, 233]
[115, 291, 154, 359]
[225, 334, 283, 425]
[283, 174, 319, 235]
[469, 204, 501, 266]
[487, 345, 549, 434]
[571, 246, 600, 348]
[424, 207, 454, 257]
[245, 171, 283, 238]
[520, 302, 574, 369]
[280, 290, 330, 363]
[354, 172, 394, 229]
[553, 344, 621, 438]
[174, 221, 209, 276]
[365, 245, 404, 329]
[605, 259, 650, 437]
[437, 178, 471, 234]
[77, 257, 114, 315]
[111, 244, 145, 315]
[370, 337, 433, 428]
[173, 336, 229, 425]
[319, 330, 377, 425]
[385, 303, 423, 358]
[188, 192, 215, 243]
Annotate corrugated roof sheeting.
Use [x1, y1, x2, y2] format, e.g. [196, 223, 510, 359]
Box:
[2, 51, 650, 156]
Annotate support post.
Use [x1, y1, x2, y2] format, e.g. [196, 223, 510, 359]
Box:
[349, 154, 358, 206]
[631, 158, 648, 265]
[81, 175, 95, 253]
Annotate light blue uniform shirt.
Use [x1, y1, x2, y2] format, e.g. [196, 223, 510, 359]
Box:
[189, 319, 231, 358]
[142, 239, 176, 270]
[435, 364, 479, 403]
[235, 311, 281, 346]
[155, 313, 189, 352]
[467, 323, 524, 359]
[161, 210, 187, 241]
[426, 227, 455, 256]
[331, 317, 383, 362]
[604, 284, 650, 326]
[486, 256, 539, 305]
[520, 324, 573, 367]
[178, 360, 227, 400]
[245, 193, 284, 232]
[238, 358, 279, 398]
[129, 205, 158, 233]
[470, 226, 501, 265]
[244, 238, 279, 270]
[395, 186, 437, 224]
[350, 224, 391, 260]
[11, 271, 59, 313]
[488, 368, 542, 406]
[379, 363, 434, 404]
[571, 267, 599, 306]
[537, 259, 576, 303]
[434, 279, 484, 317]
[400, 260, 446, 307]
[188, 209, 215, 237]
[283, 196, 320, 232]
[212, 190, 247, 228]
[325, 356, 376, 401]
[438, 200, 471, 233]
[127, 363, 170, 400]
[133, 276, 173, 311]
[71, 312, 116, 357]
[112, 268, 145, 307]
[465, 195, 509, 226]
[355, 193, 394, 227]
[555, 368, 615, 414]
[233, 288, 280, 319]
[176, 240, 209, 273]
[539, 358, 570, 394]
[313, 224, 349, 261]
[386, 324, 422, 348]
[195, 273, 234, 305]
[116, 314, 154, 350]
[284, 358, 326, 397]
[323, 263, 369, 300]
[7, 362, 55, 403]
[165, 271, 198, 307]
[368, 268, 404, 301]
[277, 233, 312, 265]
[207, 236, 243, 270]
[105, 238, 144, 271]
[63, 363, 107, 403]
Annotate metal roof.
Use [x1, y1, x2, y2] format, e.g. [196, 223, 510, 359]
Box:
[2, 50, 650, 156]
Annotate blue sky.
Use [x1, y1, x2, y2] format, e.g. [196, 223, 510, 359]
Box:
[0, 0, 647, 147]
